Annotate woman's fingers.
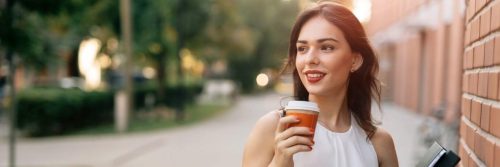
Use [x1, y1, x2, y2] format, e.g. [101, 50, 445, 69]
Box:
[276, 135, 314, 149]
[274, 116, 315, 157]
[277, 143, 312, 156]
[272, 116, 315, 164]
[275, 116, 298, 133]
[275, 126, 313, 143]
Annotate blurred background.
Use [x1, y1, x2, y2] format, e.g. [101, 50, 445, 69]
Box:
[0, 0, 499, 166]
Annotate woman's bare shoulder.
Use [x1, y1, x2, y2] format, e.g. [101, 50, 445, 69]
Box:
[242, 110, 281, 166]
[255, 110, 282, 129]
[246, 110, 282, 142]
[371, 127, 399, 167]
[371, 127, 393, 144]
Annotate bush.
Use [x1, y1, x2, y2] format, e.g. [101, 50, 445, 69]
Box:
[133, 82, 203, 109]
[16, 88, 113, 137]
[16, 82, 203, 137]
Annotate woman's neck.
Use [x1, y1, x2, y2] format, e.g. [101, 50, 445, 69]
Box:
[309, 90, 350, 132]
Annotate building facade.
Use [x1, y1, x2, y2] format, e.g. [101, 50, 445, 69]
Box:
[368, 0, 500, 166]
[460, 0, 500, 166]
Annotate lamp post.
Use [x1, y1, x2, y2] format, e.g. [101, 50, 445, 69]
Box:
[5, 0, 17, 166]
[117, 0, 133, 133]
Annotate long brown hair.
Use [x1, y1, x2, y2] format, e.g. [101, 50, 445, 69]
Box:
[283, 2, 381, 139]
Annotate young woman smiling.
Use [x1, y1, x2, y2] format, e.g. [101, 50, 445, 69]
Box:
[243, 2, 398, 167]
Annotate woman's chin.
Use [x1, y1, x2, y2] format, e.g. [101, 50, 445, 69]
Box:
[305, 88, 327, 96]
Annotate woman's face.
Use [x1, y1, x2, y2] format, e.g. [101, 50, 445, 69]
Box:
[295, 16, 361, 97]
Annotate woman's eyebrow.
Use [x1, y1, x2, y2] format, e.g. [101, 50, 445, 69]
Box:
[317, 38, 338, 43]
[297, 40, 308, 44]
[296, 37, 338, 44]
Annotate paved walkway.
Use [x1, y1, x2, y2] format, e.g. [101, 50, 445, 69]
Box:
[0, 92, 427, 167]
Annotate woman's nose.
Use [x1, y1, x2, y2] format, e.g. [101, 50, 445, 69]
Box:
[304, 49, 319, 65]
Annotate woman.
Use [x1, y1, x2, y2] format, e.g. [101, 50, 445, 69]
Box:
[243, 2, 398, 167]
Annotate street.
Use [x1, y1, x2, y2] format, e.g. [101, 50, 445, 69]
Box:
[1, 92, 426, 167]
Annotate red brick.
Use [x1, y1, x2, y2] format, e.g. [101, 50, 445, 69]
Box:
[472, 18, 480, 42]
[488, 72, 498, 99]
[463, 51, 466, 69]
[474, 134, 483, 162]
[474, 44, 485, 68]
[465, 24, 471, 46]
[470, 157, 479, 167]
[467, 125, 476, 150]
[462, 148, 469, 167]
[471, 73, 479, 94]
[484, 138, 494, 167]
[476, 0, 486, 14]
[461, 120, 467, 138]
[471, 100, 482, 125]
[458, 145, 464, 166]
[484, 39, 494, 66]
[491, 106, 500, 138]
[480, 104, 490, 131]
[463, 97, 472, 119]
[464, 74, 470, 92]
[492, 2, 500, 31]
[495, 37, 500, 65]
[467, 0, 476, 22]
[498, 73, 500, 101]
[459, 144, 468, 167]
[496, 143, 500, 167]
[474, 133, 486, 165]
[478, 73, 488, 97]
[480, 9, 491, 38]
[467, 49, 474, 69]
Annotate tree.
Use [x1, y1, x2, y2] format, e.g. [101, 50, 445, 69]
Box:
[229, 0, 298, 92]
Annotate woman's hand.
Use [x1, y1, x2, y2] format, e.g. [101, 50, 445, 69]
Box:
[269, 116, 314, 167]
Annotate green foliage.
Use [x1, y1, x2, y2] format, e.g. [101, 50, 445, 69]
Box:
[133, 82, 203, 109]
[209, 0, 298, 92]
[228, 57, 259, 93]
[16, 83, 203, 137]
[16, 88, 113, 137]
[0, 0, 119, 70]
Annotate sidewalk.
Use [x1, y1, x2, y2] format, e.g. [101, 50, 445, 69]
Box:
[374, 102, 428, 167]
[0, 92, 428, 167]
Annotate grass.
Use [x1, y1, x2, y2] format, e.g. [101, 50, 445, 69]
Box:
[70, 103, 229, 136]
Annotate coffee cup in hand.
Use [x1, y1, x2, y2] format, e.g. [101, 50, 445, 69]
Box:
[284, 101, 319, 140]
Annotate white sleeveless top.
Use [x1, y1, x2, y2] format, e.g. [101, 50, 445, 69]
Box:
[293, 114, 379, 167]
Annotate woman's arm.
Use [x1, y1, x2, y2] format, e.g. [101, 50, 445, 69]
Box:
[371, 127, 399, 167]
[242, 111, 279, 167]
[242, 111, 314, 167]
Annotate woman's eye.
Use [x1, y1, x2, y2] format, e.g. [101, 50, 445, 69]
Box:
[321, 45, 335, 52]
[297, 46, 308, 53]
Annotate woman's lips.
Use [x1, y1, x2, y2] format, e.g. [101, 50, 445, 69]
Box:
[304, 70, 325, 83]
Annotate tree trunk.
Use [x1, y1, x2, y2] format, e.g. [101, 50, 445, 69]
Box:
[175, 38, 185, 122]
[156, 51, 166, 106]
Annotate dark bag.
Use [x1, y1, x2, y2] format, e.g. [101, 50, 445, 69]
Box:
[416, 141, 460, 167]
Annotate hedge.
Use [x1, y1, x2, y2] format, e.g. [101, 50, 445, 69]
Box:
[16, 83, 203, 137]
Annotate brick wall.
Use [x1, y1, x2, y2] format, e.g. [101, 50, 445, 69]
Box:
[459, 0, 500, 166]
[368, 0, 464, 161]
[369, 0, 464, 121]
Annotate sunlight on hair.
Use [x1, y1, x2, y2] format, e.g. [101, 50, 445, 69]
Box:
[353, 0, 371, 23]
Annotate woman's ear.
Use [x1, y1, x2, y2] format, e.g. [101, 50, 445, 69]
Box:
[351, 53, 363, 72]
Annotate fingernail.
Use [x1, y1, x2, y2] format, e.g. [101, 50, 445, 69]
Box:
[308, 146, 313, 150]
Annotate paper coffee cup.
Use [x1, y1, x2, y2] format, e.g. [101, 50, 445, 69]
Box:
[284, 101, 319, 140]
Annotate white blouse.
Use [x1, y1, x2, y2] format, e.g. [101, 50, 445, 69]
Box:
[293, 115, 379, 167]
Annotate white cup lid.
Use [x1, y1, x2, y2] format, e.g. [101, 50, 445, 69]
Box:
[285, 101, 319, 112]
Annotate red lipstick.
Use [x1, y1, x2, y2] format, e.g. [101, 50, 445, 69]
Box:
[304, 70, 325, 83]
